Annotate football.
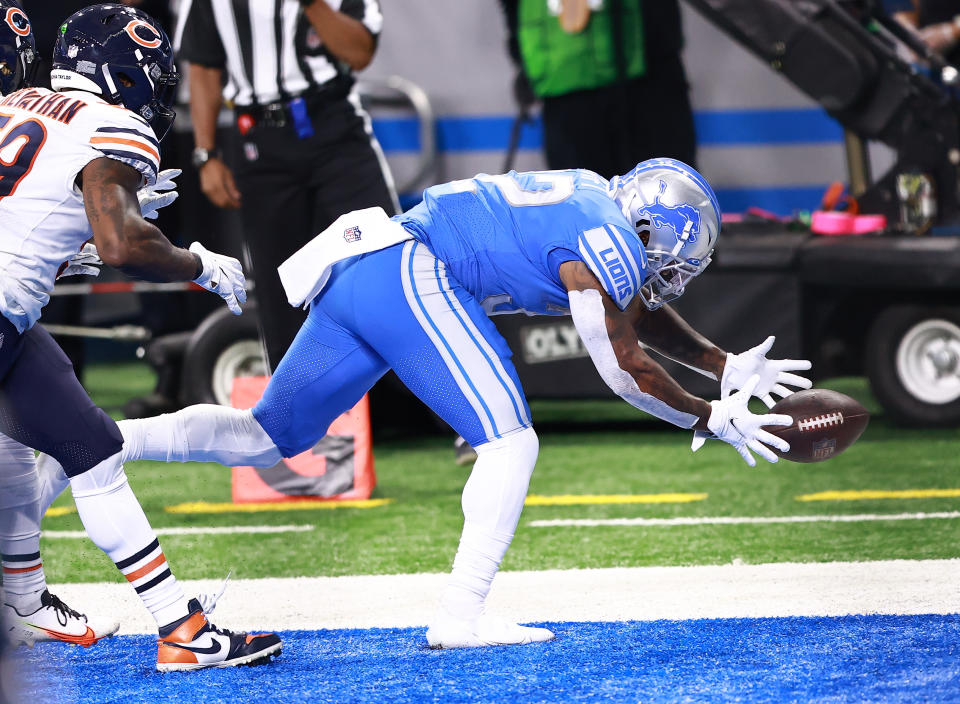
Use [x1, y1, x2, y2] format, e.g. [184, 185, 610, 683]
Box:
[762, 389, 870, 463]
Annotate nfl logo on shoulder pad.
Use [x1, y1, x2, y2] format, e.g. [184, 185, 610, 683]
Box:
[343, 226, 361, 243]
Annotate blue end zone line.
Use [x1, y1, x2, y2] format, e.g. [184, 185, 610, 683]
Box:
[23, 615, 960, 704]
[371, 108, 843, 154]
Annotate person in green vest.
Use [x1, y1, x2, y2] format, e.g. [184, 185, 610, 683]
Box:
[500, 0, 697, 178]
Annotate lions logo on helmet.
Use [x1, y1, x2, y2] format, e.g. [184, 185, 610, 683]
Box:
[0, 0, 36, 96]
[610, 158, 721, 311]
[51, 3, 179, 140]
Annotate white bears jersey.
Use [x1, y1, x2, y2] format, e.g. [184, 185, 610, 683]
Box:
[0, 87, 161, 332]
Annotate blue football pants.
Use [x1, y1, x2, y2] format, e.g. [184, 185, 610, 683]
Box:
[253, 240, 531, 456]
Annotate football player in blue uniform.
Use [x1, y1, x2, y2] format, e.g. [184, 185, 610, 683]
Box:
[41, 159, 812, 648]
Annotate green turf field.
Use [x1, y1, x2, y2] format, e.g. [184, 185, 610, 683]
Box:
[41, 363, 960, 584]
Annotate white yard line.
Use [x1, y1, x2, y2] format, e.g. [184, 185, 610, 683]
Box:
[48, 559, 960, 635]
[528, 511, 960, 528]
[43, 525, 315, 538]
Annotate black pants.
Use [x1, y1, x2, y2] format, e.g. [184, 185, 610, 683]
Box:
[0, 315, 122, 477]
[541, 56, 697, 178]
[234, 96, 396, 371]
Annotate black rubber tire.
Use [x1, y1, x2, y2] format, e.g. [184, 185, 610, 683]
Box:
[865, 305, 960, 428]
[180, 304, 265, 406]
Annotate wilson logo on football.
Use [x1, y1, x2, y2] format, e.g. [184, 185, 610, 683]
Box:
[5, 8, 30, 37]
[797, 412, 844, 432]
[124, 19, 162, 49]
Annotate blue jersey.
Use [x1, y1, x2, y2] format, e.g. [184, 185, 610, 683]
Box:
[396, 169, 648, 315]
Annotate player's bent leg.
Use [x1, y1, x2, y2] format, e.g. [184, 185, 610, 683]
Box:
[355, 243, 546, 646]
[425, 427, 553, 649]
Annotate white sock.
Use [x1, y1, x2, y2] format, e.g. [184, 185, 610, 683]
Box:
[70, 452, 189, 629]
[0, 437, 45, 613]
[119, 405, 282, 467]
[440, 427, 539, 622]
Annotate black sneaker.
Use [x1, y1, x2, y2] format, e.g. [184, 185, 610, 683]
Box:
[156, 599, 281, 672]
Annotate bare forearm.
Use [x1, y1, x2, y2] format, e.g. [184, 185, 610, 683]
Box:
[620, 347, 713, 430]
[634, 305, 726, 380]
[189, 64, 223, 151]
[303, 1, 375, 70]
[106, 220, 200, 282]
[82, 158, 200, 282]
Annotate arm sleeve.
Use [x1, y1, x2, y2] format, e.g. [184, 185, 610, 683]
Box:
[568, 288, 698, 428]
[338, 0, 384, 37]
[577, 224, 647, 312]
[175, 0, 227, 68]
[88, 109, 161, 187]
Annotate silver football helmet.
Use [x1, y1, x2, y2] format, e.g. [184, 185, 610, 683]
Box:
[610, 158, 721, 310]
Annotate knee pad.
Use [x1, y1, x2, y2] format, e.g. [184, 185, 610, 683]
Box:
[69, 452, 127, 499]
[474, 426, 539, 469]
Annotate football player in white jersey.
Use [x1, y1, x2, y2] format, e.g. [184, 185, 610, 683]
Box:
[0, 4, 280, 670]
[0, 0, 126, 651]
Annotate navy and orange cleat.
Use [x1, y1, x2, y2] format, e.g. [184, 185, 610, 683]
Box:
[2, 590, 119, 648]
[156, 598, 281, 672]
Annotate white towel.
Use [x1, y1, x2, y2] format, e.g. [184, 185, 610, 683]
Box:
[278, 206, 413, 308]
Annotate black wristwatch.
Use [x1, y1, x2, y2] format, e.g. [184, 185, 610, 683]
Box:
[191, 147, 217, 170]
[299, 0, 318, 7]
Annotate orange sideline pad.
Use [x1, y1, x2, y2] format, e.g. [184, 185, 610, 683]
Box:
[230, 376, 376, 503]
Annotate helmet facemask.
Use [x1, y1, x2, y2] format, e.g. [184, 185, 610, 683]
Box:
[107, 60, 179, 141]
[611, 158, 721, 311]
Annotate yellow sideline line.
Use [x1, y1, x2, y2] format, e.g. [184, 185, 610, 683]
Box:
[525, 493, 707, 506]
[45, 506, 76, 517]
[164, 498, 393, 514]
[797, 489, 960, 502]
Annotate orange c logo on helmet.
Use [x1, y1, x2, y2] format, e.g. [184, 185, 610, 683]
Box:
[124, 19, 162, 49]
[5, 8, 31, 37]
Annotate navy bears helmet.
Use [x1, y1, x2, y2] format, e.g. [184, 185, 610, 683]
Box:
[0, 0, 37, 96]
[51, 3, 179, 140]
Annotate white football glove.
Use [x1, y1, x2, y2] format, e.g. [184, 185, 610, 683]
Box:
[721, 335, 812, 408]
[692, 375, 793, 467]
[58, 243, 102, 278]
[189, 241, 247, 315]
[138, 168, 180, 220]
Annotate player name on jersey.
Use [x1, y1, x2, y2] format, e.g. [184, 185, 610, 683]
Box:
[0, 89, 87, 125]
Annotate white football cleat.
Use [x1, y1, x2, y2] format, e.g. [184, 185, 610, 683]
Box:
[3, 590, 119, 648]
[426, 610, 554, 649]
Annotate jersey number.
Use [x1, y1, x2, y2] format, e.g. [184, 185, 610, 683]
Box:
[0, 112, 47, 201]
[477, 172, 575, 207]
[442, 171, 576, 207]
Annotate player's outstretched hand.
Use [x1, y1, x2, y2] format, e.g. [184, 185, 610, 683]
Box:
[190, 241, 247, 315]
[138, 169, 181, 220]
[58, 243, 102, 278]
[694, 375, 793, 467]
[721, 335, 812, 408]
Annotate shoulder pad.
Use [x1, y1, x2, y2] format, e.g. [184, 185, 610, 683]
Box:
[577, 224, 647, 311]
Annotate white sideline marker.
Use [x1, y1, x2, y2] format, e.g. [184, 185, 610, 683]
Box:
[43, 525, 315, 539]
[528, 511, 960, 528]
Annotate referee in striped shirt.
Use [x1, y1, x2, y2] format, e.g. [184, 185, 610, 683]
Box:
[176, 0, 398, 370]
